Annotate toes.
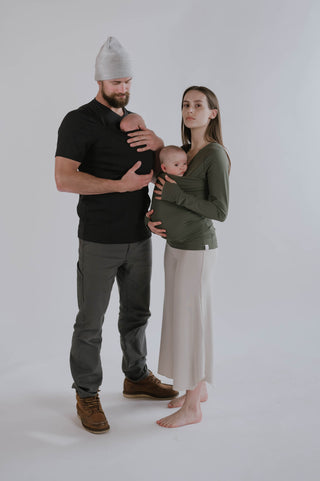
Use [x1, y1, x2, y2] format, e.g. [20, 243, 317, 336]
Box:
[156, 418, 166, 426]
[156, 416, 172, 428]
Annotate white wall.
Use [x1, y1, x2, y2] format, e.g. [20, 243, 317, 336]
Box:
[1, 1, 319, 477]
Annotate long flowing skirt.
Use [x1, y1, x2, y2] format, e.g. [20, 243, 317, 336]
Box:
[158, 244, 217, 391]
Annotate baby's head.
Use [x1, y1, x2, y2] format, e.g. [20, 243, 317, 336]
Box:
[159, 146, 188, 177]
[120, 113, 146, 132]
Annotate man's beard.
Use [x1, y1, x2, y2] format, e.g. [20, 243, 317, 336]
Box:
[102, 90, 130, 108]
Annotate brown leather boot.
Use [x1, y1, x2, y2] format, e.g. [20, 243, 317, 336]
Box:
[123, 371, 179, 399]
[76, 393, 110, 434]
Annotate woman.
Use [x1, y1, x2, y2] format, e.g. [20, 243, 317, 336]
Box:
[147, 86, 230, 428]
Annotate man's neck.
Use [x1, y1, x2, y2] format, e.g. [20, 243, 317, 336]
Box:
[95, 94, 124, 117]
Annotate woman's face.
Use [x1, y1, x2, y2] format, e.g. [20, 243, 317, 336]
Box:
[182, 90, 217, 131]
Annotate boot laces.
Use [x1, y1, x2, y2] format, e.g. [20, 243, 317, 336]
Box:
[82, 395, 102, 412]
[149, 373, 161, 384]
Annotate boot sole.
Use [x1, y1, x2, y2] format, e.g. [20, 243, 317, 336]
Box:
[123, 393, 178, 400]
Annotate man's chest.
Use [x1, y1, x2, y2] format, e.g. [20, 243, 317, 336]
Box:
[82, 124, 153, 177]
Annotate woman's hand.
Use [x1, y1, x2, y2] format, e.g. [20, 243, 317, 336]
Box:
[146, 209, 167, 238]
[154, 175, 176, 200]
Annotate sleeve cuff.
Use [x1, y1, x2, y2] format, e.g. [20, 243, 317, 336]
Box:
[161, 182, 181, 203]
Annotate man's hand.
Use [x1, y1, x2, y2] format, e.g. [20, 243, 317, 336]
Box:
[118, 161, 153, 192]
[146, 209, 167, 238]
[127, 128, 164, 153]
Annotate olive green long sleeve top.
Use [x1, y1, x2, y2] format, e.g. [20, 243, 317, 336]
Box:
[150, 142, 229, 250]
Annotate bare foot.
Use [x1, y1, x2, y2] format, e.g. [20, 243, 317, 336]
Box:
[168, 383, 208, 408]
[156, 406, 202, 428]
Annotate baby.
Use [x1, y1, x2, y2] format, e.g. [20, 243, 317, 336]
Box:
[120, 112, 146, 132]
[147, 145, 195, 244]
[159, 145, 188, 177]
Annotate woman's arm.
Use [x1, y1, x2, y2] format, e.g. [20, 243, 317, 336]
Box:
[158, 148, 229, 222]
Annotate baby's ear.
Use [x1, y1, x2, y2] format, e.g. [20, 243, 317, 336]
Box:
[160, 164, 166, 173]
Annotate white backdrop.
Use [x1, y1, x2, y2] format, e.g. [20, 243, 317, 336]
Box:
[1, 1, 319, 480]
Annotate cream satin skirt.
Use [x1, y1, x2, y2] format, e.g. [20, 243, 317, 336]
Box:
[158, 244, 217, 391]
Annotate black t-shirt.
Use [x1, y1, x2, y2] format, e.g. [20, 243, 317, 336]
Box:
[55, 99, 154, 243]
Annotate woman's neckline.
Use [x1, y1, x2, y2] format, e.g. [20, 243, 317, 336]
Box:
[187, 142, 215, 165]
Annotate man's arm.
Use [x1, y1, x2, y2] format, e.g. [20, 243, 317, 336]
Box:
[55, 156, 153, 194]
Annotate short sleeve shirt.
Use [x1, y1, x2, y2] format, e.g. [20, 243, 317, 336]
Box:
[56, 99, 154, 243]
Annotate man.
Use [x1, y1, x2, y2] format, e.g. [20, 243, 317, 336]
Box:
[55, 37, 178, 434]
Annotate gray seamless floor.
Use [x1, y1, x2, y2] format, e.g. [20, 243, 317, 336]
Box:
[1, 312, 318, 481]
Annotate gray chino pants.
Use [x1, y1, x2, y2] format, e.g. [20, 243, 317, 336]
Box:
[70, 238, 151, 398]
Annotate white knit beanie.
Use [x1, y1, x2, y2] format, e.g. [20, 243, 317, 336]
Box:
[94, 37, 132, 81]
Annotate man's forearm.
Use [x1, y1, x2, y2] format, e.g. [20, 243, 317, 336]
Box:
[55, 157, 152, 195]
[56, 170, 122, 195]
